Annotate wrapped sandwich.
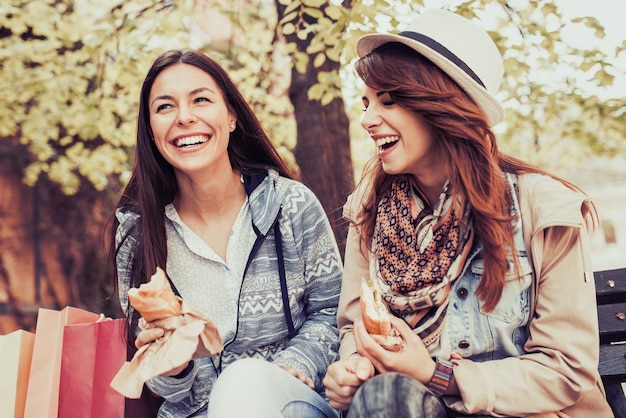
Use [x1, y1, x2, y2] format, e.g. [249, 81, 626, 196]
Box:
[360, 277, 403, 352]
[111, 267, 223, 398]
[127, 266, 182, 322]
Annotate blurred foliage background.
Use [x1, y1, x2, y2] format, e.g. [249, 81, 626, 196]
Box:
[0, 0, 624, 331]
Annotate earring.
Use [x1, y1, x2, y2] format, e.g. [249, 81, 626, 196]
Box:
[230, 122, 236, 131]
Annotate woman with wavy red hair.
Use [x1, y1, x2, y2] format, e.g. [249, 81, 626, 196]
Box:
[323, 9, 612, 418]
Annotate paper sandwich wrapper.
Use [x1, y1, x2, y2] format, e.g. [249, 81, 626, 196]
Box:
[110, 267, 223, 398]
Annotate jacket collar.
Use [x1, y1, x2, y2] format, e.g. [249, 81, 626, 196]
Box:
[243, 169, 282, 236]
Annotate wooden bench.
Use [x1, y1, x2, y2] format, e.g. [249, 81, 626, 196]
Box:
[596, 267, 626, 417]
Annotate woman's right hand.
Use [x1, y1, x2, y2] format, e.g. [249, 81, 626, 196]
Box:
[134, 326, 190, 377]
[323, 355, 375, 411]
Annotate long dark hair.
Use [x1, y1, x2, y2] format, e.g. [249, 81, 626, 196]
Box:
[354, 42, 593, 311]
[107, 49, 292, 348]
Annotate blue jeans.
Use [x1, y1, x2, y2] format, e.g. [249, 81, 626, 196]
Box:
[207, 357, 338, 418]
[346, 373, 494, 418]
[346, 372, 446, 418]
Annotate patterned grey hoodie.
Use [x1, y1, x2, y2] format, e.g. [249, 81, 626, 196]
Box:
[115, 169, 342, 417]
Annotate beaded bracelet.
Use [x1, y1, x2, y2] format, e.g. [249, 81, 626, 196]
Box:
[427, 357, 454, 397]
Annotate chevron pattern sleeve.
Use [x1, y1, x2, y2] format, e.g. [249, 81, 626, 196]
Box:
[271, 179, 343, 392]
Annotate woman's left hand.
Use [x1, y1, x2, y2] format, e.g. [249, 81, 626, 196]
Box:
[354, 315, 436, 384]
[280, 364, 315, 389]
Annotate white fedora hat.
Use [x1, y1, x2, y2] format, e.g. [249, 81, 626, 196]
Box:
[356, 9, 505, 126]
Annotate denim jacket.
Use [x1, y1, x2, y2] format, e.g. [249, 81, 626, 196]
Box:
[433, 205, 532, 363]
[116, 169, 342, 417]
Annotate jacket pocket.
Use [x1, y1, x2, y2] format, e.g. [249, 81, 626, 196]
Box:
[473, 255, 532, 324]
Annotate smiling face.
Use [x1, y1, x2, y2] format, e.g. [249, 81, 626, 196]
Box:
[361, 86, 445, 181]
[148, 63, 236, 176]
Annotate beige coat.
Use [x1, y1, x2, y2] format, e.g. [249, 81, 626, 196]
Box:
[337, 173, 614, 417]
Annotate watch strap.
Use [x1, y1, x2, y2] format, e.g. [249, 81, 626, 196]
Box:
[427, 357, 454, 397]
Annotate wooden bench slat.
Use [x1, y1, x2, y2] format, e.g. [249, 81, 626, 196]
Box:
[595, 268, 626, 304]
[598, 302, 626, 342]
[599, 343, 626, 381]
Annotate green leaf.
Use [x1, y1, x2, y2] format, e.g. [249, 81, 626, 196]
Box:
[321, 91, 335, 106]
[303, 7, 323, 19]
[283, 0, 302, 15]
[283, 22, 296, 35]
[279, 11, 298, 25]
[324, 5, 344, 20]
[313, 52, 326, 68]
[302, 0, 328, 7]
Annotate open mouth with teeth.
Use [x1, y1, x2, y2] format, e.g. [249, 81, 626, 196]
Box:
[174, 135, 209, 148]
[376, 136, 399, 152]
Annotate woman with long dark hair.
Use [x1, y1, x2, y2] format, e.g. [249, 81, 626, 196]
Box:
[323, 9, 612, 418]
[109, 49, 341, 417]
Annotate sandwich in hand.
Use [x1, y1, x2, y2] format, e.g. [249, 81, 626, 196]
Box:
[360, 277, 403, 352]
[127, 266, 182, 322]
[111, 267, 223, 399]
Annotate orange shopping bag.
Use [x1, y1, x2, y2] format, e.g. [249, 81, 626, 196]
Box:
[58, 318, 126, 418]
[23, 306, 101, 418]
[0, 329, 35, 418]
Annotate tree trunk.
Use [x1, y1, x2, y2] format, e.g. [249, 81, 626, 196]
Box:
[290, 62, 354, 257]
[275, 2, 355, 258]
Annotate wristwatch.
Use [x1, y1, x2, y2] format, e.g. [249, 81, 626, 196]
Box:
[427, 357, 454, 397]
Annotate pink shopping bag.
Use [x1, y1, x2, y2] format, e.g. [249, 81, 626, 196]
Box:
[58, 318, 126, 418]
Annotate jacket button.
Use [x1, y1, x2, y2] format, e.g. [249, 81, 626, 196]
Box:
[457, 287, 468, 299]
[458, 340, 470, 349]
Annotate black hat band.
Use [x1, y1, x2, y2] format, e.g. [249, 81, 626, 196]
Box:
[398, 31, 485, 89]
